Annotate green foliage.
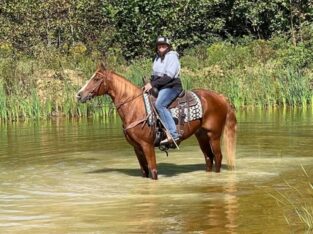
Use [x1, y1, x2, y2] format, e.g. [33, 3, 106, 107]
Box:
[0, 0, 110, 54]
[0, 0, 312, 59]
[107, 0, 228, 58]
[181, 38, 313, 108]
[0, 31, 313, 120]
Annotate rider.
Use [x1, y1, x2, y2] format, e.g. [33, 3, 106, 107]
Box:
[143, 36, 182, 144]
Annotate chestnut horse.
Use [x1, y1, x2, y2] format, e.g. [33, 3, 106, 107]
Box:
[76, 64, 237, 180]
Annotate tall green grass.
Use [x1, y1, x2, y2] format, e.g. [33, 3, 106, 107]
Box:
[270, 166, 313, 231]
[0, 37, 312, 120]
[0, 49, 111, 121]
[0, 81, 7, 119]
[181, 39, 313, 109]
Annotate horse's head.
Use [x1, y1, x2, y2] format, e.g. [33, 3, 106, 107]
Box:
[76, 63, 109, 103]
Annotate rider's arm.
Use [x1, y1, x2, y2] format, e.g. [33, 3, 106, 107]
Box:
[151, 53, 180, 89]
[150, 74, 173, 89]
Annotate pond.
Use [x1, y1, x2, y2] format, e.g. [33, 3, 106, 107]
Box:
[0, 108, 312, 233]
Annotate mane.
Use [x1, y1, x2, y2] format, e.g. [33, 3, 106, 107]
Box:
[109, 71, 142, 98]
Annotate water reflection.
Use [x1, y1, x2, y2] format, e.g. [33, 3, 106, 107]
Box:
[0, 108, 313, 233]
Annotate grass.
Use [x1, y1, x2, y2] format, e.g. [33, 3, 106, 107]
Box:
[181, 40, 313, 109]
[270, 166, 313, 231]
[0, 37, 312, 121]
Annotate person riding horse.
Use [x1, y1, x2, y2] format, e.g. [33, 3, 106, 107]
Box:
[76, 39, 237, 179]
[76, 63, 237, 179]
[143, 36, 182, 145]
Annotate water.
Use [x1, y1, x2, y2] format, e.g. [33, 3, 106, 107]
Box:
[0, 108, 313, 233]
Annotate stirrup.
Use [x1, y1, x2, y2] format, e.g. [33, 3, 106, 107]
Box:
[160, 135, 181, 146]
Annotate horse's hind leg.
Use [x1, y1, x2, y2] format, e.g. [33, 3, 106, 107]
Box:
[134, 147, 149, 178]
[195, 129, 214, 172]
[210, 137, 223, 172]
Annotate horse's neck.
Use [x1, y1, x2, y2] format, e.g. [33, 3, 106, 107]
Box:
[107, 73, 144, 124]
[108, 73, 141, 104]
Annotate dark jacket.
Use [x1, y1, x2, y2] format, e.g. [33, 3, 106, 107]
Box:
[151, 51, 182, 91]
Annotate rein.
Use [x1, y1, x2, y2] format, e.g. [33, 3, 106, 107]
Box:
[116, 92, 145, 131]
[95, 71, 146, 130]
[95, 71, 143, 110]
[91, 78, 103, 96]
[123, 113, 151, 131]
[115, 92, 143, 110]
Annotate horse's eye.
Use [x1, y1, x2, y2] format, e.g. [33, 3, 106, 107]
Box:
[94, 77, 100, 82]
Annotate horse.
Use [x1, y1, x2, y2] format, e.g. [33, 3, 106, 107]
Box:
[76, 63, 237, 180]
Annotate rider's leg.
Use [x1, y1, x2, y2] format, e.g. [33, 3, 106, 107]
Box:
[155, 88, 181, 140]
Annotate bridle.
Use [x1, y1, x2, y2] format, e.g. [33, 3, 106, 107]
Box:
[89, 70, 149, 131]
[95, 71, 143, 110]
[90, 71, 106, 95]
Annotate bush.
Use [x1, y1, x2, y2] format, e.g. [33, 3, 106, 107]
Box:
[0, 34, 312, 120]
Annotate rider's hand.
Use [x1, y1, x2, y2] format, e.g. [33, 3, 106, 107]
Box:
[143, 83, 152, 93]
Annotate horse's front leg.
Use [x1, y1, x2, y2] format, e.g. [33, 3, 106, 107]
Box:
[141, 144, 158, 180]
[134, 147, 149, 178]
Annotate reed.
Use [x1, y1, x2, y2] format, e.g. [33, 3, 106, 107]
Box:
[0, 37, 312, 120]
[0, 81, 7, 119]
[181, 41, 313, 109]
[270, 166, 313, 230]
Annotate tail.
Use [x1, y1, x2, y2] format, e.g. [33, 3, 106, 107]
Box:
[223, 103, 237, 169]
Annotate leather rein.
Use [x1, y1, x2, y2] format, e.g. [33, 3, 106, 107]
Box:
[94, 71, 147, 131]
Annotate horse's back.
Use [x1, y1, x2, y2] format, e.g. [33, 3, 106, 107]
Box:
[193, 89, 231, 109]
[192, 89, 233, 131]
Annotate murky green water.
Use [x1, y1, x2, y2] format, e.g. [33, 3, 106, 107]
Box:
[1, 108, 312, 233]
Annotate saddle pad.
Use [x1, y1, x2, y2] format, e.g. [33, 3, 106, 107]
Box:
[143, 91, 203, 125]
[170, 91, 203, 122]
[143, 93, 156, 125]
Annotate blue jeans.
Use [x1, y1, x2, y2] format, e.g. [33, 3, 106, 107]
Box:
[155, 88, 181, 139]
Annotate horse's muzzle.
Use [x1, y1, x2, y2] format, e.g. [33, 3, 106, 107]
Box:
[76, 92, 93, 103]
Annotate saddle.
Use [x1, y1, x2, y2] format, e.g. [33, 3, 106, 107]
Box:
[149, 90, 198, 110]
[143, 90, 203, 148]
[168, 90, 198, 109]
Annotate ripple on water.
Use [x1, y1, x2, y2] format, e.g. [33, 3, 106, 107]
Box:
[0, 112, 312, 233]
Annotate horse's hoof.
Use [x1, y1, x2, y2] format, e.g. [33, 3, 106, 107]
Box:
[151, 169, 158, 180]
[142, 172, 149, 178]
[140, 168, 149, 178]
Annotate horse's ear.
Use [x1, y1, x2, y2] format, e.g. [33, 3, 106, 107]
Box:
[99, 61, 107, 71]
